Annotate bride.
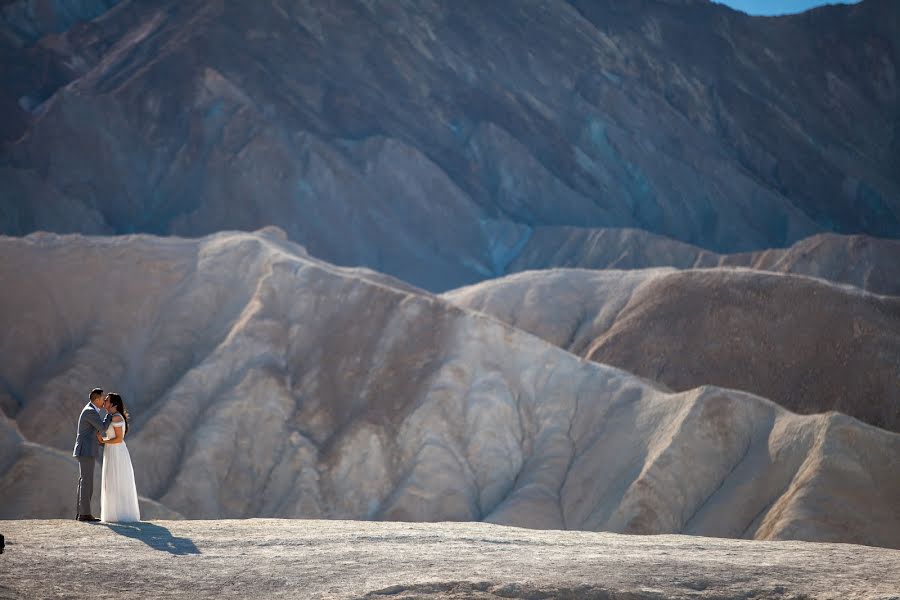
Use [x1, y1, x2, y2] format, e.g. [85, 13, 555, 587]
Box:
[97, 393, 141, 522]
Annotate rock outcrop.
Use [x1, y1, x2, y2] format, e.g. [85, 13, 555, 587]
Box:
[444, 267, 900, 432]
[1, 231, 898, 549]
[2, 0, 899, 290]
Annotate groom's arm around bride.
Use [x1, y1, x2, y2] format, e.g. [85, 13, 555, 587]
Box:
[73, 388, 113, 521]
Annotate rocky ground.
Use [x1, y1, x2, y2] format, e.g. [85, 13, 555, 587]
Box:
[1, 519, 899, 599]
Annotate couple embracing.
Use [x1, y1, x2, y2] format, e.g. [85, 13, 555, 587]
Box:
[73, 388, 140, 523]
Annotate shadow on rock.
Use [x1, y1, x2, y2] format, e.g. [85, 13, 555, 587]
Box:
[104, 522, 200, 555]
[364, 581, 664, 599]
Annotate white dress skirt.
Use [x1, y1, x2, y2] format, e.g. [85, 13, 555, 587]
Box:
[100, 420, 141, 523]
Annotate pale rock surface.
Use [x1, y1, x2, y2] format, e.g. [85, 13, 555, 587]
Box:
[1, 231, 899, 550]
[443, 267, 900, 433]
[509, 227, 900, 296]
[1, 520, 899, 599]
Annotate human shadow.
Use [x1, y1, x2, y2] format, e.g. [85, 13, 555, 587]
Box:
[104, 522, 201, 556]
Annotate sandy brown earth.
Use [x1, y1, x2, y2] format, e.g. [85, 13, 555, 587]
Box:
[1, 519, 899, 599]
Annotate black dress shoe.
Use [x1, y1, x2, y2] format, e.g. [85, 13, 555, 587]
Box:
[77, 514, 101, 522]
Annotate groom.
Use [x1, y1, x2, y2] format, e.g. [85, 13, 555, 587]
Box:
[73, 388, 112, 522]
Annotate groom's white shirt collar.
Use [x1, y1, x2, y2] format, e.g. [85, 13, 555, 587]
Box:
[87, 402, 100, 414]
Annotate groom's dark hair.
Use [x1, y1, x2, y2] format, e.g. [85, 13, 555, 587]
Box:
[89, 388, 104, 400]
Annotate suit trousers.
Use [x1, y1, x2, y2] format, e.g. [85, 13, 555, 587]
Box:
[76, 456, 96, 515]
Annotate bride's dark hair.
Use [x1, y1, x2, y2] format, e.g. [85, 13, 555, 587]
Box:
[106, 393, 129, 435]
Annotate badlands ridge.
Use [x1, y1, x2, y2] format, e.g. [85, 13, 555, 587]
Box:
[1, 229, 898, 550]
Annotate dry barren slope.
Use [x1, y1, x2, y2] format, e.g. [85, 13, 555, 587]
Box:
[444, 267, 900, 433]
[1, 231, 898, 549]
[508, 227, 900, 295]
[1, 520, 899, 600]
[2, 0, 900, 290]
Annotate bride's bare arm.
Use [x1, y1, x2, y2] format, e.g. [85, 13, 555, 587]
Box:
[105, 416, 126, 445]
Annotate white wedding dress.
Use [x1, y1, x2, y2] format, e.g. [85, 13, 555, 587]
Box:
[100, 419, 141, 523]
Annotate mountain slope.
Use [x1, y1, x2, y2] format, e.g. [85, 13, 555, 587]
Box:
[444, 267, 900, 433]
[1, 230, 898, 549]
[1, 0, 899, 290]
[507, 227, 900, 295]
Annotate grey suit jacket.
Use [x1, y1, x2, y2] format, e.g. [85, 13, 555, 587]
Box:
[73, 403, 112, 457]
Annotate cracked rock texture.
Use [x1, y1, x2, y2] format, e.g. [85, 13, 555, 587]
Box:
[2, 520, 900, 599]
[443, 267, 900, 433]
[1, 0, 899, 290]
[1, 231, 898, 549]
